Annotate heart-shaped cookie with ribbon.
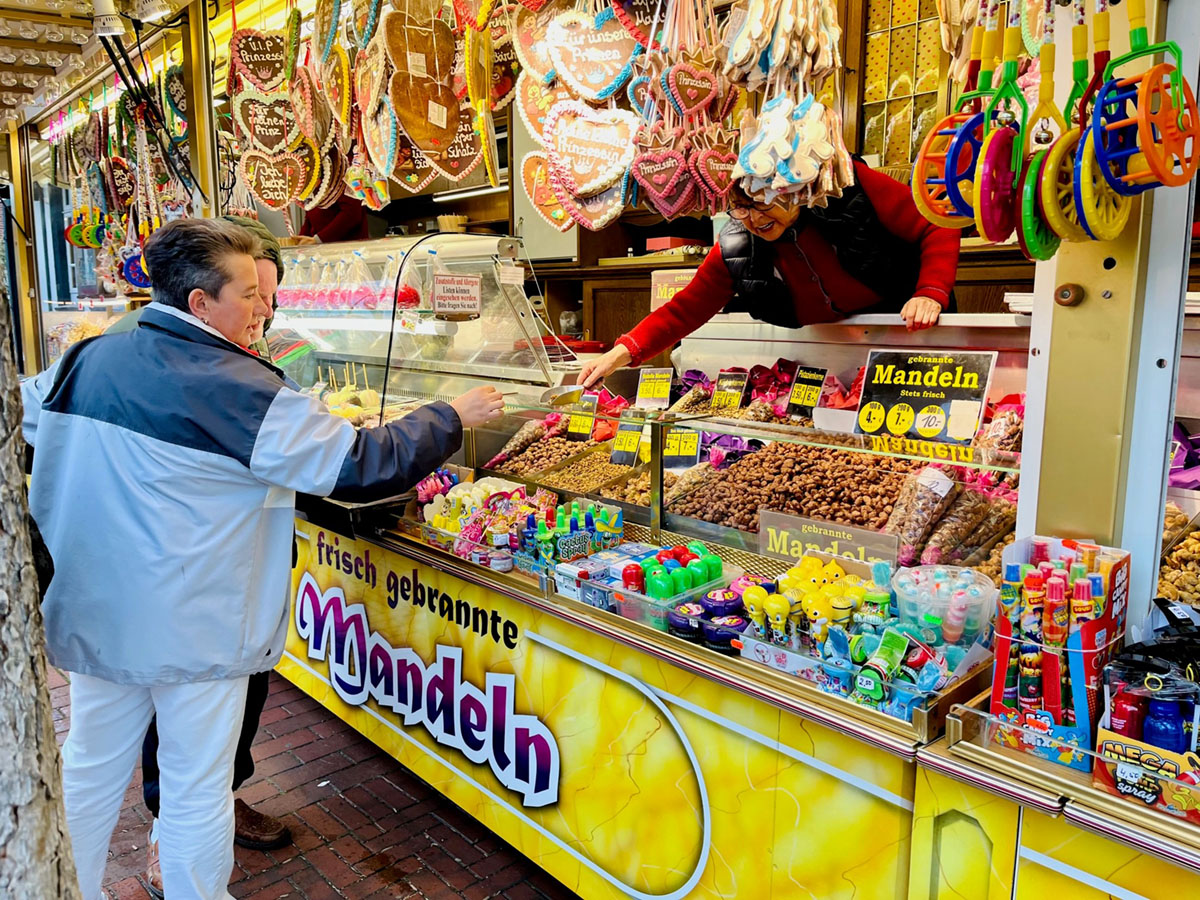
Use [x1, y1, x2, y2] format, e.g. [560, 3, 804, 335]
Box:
[312, 0, 342, 63]
[392, 131, 437, 193]
[626, 74, 653, 118]
[515, 71, 572, 147]
[292, 137, 323, 199]
[289, 65, 334, 147]
[391, 71, 461, 154]
[522, 151, 572, 231]
[231, 29, 287, 92]
[646, 169, 697, 218]
[239, 149, 308, 210]
[667, 54, 718, 117]
[165, 65, 188, 118]
[425, 103, 483, 182]
[551, 173, 625, 231]
[491, 37, 519, 110]
[547, 7, 640, 102]
[690, 127, 738, 202]
[232, 90, 300, 154]
[350, 0, 383, 47]
[610, 0, 658, 48]
[631, 140, 688, 202]
[363, 102, 399, 174]
[355, 36, 389, 117]
[544, 100, 637, 196]
[383, 12, 456, 82]
[109, 157, 136, 209]
[514, 2, 560, 83]
[324, 44, 353, 128]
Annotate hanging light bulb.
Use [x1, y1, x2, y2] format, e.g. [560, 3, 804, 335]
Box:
[17, 21, 40, 39]
[0, 49, 16, 65]
[44, 51, 64, 66]
[20, 73, 38, 87]
[71, 26, 91, 42]
[0, 73, 16, 87]
[135, 0, 170, 22]
[0, 21, 11, 37]
[20, 50, 38, 64]
[45, 26, 64, 42]
[92, 0, 122, 36]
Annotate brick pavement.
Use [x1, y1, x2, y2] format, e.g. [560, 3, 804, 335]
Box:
[47, 667, 580, 900]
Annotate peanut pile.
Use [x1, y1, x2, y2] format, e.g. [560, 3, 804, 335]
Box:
[601, 469, 679, 505]
[1160, 501, 1200, 606]
[494, 436, 596, 477]
[539, 453, 633, 493]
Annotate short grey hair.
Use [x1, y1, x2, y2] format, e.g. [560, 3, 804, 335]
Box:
[143, 218, 262, 312]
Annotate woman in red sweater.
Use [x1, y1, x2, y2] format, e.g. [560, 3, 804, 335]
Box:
[579, 159, 961, 387]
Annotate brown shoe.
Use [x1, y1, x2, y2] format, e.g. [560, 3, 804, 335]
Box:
[145, 825, 164, 899]
[233, 797, 292, 850]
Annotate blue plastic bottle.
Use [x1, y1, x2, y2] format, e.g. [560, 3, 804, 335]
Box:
[1144, 699, 1188, 754]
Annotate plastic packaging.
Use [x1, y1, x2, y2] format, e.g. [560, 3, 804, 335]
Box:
[920, 489, 991, 565]
[897, 468, 961, 566]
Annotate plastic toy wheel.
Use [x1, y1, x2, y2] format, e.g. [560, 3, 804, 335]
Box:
[1139, 63, 1200, 188]
[1039, 131, 1089, 242]
[1017, 149, 1061, 261]
[66, 222, 86, 248]
[945, 111, 985, 218]
[974, 126, 1019, 243]
[912, 113, 974, 228]
[1093, 76, 1154, 196]
[1074, 129, 1133, 242]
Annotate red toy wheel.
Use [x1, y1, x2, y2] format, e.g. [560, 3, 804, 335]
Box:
[974, 126, 1019, 244]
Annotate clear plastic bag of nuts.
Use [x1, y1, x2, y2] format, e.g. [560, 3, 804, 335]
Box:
[920, 488, 990, 565]
[956, 496, 1017, 565]
[897, 467, 961, 566]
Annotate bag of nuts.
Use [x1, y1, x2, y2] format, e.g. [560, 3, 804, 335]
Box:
[898, 467, 961, 566]
[920, 488, 991, 565]
[955, 496, 1017, 564]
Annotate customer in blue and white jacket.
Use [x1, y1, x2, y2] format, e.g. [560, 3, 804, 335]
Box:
[21, 217, 504, 900]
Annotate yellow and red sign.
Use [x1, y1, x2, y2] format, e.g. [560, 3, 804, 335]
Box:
[280, 524, 917, 898]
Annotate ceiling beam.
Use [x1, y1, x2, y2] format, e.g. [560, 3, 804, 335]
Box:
[0, 84, 36, 94]
[5, 63, 56, 75]
[0, 8, 92, 27]
[0, 36, 87, 53]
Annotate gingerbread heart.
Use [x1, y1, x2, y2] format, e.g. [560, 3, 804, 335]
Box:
[547, 8, 639, 102]
[516, 71, 572, 147]
[551, 174, 625, 231]
[693, 145, 737, 200]
[231, 30, 287, 92]
[292, 137, 323, 199]
[631, 145, 688, 202]
[285, 7, 302, 79]
[312, 0, 342, 64]
[522, 151, 572, 231]
[610, 0, 658, 48]
[356, 36, 389, 117]
[391, 72, 461, 153]
[350, 0, 383, 47]
[289, 65, 334, 147]
[543, 100, 637, 196]
[109, 157, 136, 209]
[514, 2, 559, 83]
[165, 65, 187, 118]
[668, 63, 718, 117]
[492, 37, 519, 110]
[646, 170, 696, 218]
[232, 90, 300, 155]
[517, 0, 547, 10]
[239, 150, 308, 210]
[325, 45, 353, 127]
[425, 104, 483, 182]
[363, 103, 399, 174]
[383, 12, 456, 82]
[392, 131, 437, 193]
[626, 74, 652, 118]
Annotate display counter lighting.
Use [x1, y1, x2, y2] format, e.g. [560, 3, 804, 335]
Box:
[433, 183, 508, 203]
[135, 0, 171, 22]
[91, 0, 123, 35]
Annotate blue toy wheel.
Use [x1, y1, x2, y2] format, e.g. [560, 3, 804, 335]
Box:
[1092, 76, 1158, 197]
[945, 111, 985, 218]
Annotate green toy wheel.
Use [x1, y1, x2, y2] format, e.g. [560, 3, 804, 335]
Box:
[1017, 148, 1061, 261]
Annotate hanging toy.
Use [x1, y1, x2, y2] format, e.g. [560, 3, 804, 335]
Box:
[1069, 0, 1131, 241]
[973, 1, 1030, 244]
[945, 4, 1003, 221]
[1016, 0, 1066, 261]
[1090, 0, 1200, 196]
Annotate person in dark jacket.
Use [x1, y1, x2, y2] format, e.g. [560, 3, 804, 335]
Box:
[579, 159, 961, 386]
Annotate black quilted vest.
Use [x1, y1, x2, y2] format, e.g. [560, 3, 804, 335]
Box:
[719, 177, 924, 328]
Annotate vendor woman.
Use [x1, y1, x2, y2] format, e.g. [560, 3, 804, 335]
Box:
[579, 159, 961, 387]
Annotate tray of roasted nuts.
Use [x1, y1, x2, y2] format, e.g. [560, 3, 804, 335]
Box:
[599, 467, 680, 508]
[536, 444, 636, 495]
[489, 434, 599, 479]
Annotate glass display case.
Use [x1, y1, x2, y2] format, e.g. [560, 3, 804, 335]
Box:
[280, 234, 1029, 741]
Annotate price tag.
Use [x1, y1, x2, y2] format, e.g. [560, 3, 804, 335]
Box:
[566, 394, 597, 441]
[855, 349, 996, 445]
[610, 415, 646, 466]
[786, 367, 827, 418]
[498, 264, 525, 285]
[710, 370, 749, 413]
[635, 368, 673, 409]
[431, 274, 482, 317]
[663, 427, 701, 469]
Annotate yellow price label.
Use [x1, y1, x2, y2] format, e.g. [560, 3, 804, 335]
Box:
[710, 390, 741, 411]
[885, 403, 915, 435]
[614, 428, 641, 454]
[916, 405, 947, 438]
[857, 401, 886, 434]
[789, 382, 821, 409]
[639, 373, 670, 399]
[568, 413, 593, 434]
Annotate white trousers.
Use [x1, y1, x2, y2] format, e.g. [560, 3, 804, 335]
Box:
[62, 672, 249, 900]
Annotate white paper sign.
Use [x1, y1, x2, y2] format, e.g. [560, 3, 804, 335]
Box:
[431, 274, 483, 316]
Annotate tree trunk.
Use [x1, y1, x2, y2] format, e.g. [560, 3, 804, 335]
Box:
[0, 296, 80, 897]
